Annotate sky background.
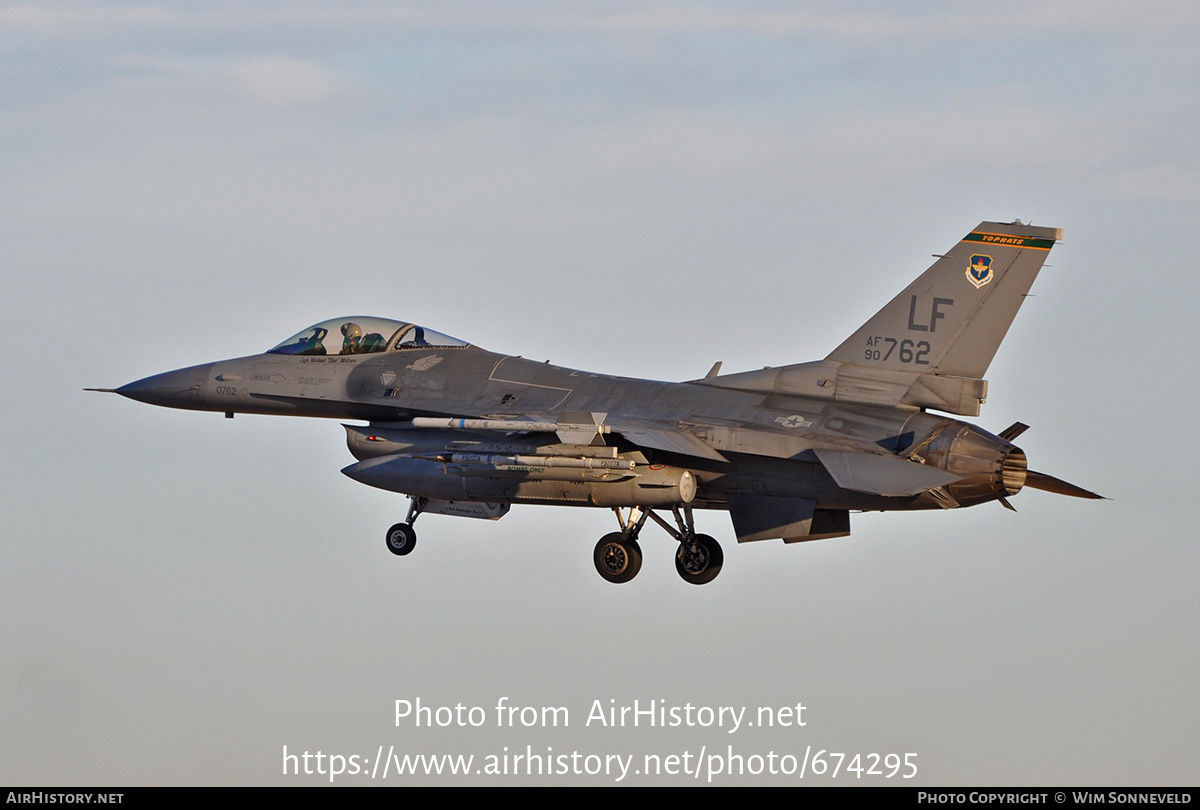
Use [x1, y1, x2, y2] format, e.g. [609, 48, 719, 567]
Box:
[2, 1, 1197, 785]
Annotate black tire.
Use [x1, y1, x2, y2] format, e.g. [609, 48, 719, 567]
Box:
[593, 532, 642, 584]
[385, 522, 417, 556]
[675, 533, 723, 585]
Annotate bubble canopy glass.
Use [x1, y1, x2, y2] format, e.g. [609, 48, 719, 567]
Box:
[267, 317, 468, 356]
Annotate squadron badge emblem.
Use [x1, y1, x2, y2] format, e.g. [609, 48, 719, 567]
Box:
[405, 355, 444, 372]
[966, 254, 993, 289]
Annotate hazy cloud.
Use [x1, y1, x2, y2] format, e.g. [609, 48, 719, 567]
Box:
[0, 4, 169, 28]
[229, 57, 340, 106]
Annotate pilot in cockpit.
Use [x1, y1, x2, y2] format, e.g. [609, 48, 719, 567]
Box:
[268, 317, 466, 356]
[340, 322, 362, 354]
[397, 325, 430, 348]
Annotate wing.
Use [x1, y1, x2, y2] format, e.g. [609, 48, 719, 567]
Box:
[412, 411, 730, 462]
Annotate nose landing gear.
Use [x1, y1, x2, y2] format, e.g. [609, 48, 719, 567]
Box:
[384, 496, 427, 556]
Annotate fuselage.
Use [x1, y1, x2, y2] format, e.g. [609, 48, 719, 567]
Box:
[117, 336, 1024, 514]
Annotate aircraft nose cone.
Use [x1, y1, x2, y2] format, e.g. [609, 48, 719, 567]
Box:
[116, 363, 214, 409]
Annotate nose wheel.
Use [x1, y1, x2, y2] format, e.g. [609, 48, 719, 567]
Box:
[384, 496, 426, 556]
[385, 522, 416, 556]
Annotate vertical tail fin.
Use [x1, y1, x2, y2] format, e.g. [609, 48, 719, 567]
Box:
[825, 221, 1061, 380]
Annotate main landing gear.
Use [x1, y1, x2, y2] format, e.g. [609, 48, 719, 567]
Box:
[385, 496, 427, 556]
[594, 504, 723, 586]
[593, 533, 642, 584]
[383, 496, 722, 584]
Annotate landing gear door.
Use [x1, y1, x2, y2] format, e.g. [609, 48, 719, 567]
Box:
[421, 501, 510, 520]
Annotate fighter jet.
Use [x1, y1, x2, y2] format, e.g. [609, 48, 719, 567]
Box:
[96, 220, 1102, 585]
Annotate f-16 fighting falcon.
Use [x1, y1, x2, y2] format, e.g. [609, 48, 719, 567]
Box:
[94, 220, 1102, 585]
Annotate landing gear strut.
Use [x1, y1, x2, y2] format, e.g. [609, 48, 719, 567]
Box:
[592, 504, 723, 585]
[385, 496, 426, 556]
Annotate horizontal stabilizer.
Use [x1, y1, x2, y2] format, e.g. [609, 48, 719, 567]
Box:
[1025, 470, 1106, 499]
[812, 447, 962, 497]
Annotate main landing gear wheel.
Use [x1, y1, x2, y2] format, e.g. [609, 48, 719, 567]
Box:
[593, 532, 643, 584]
[676, 533, 723, 585]
[385, 522, 417, 556]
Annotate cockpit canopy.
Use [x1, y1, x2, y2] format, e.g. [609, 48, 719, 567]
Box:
[268, 317, 469, 356]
